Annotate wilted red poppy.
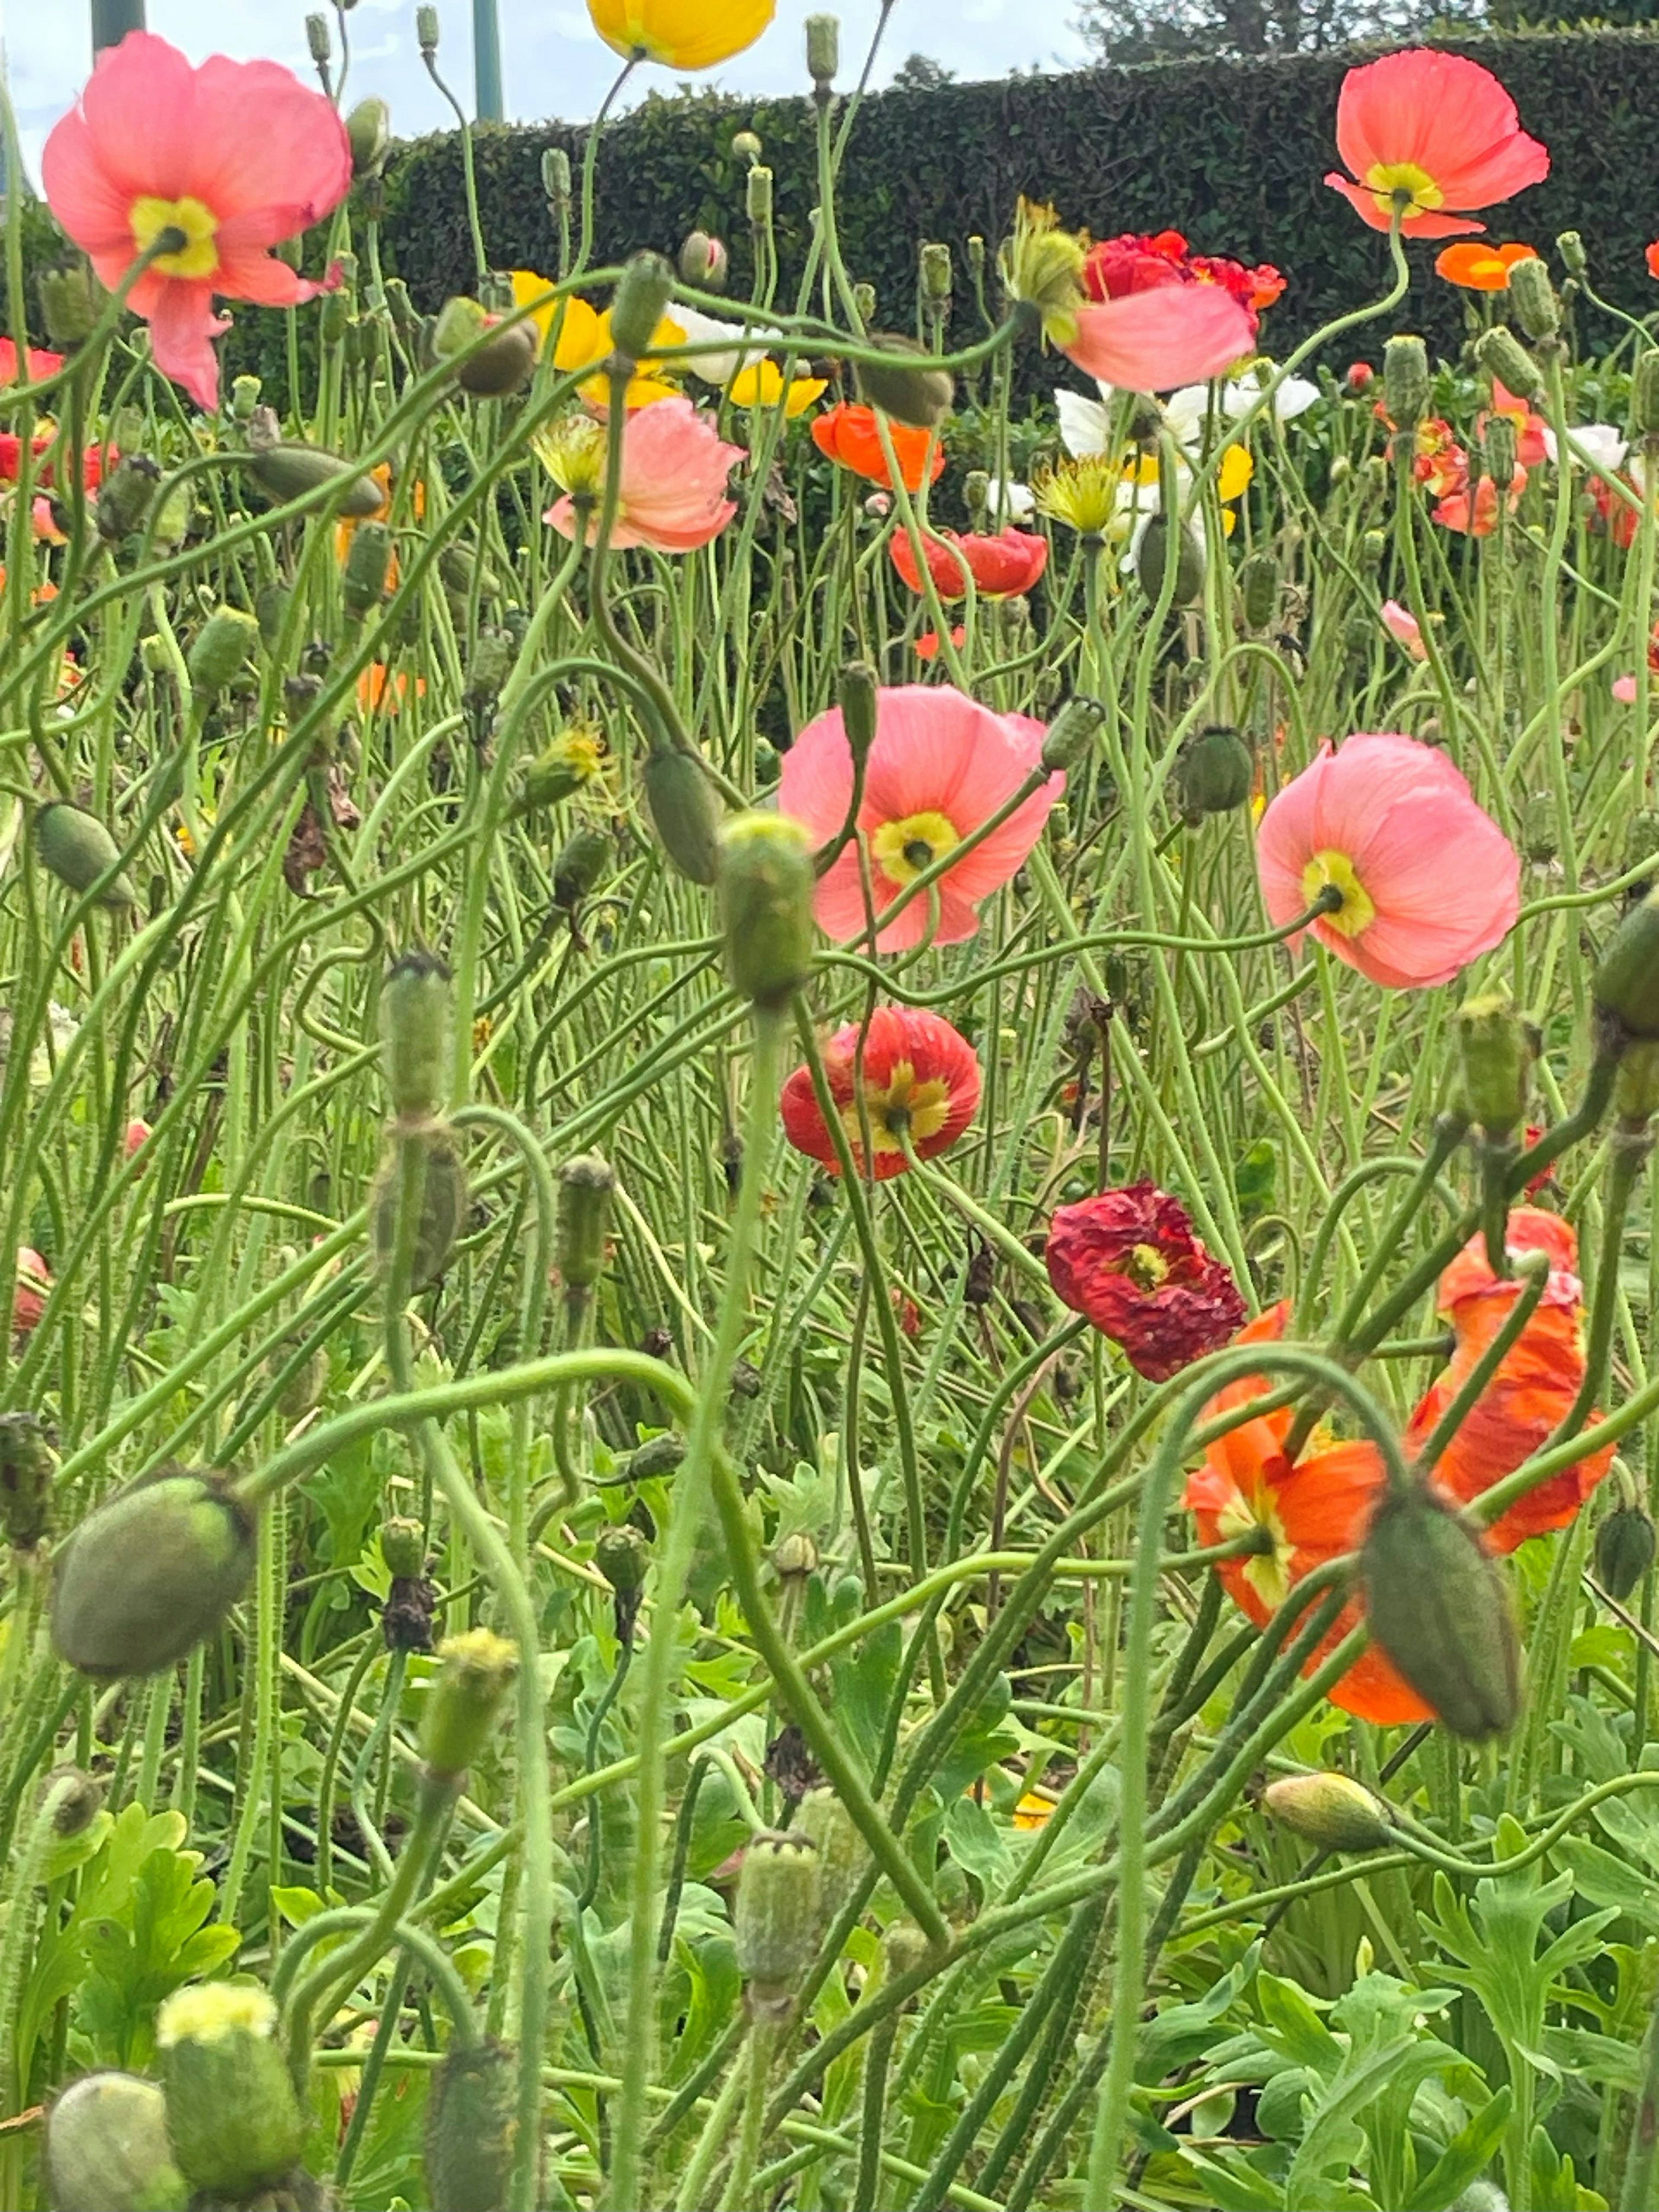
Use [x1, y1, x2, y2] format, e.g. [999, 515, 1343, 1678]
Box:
[811, 401, 945, 492]
[780, 1006, 981, 1181]
[1184, 1306, 1433, 1726]
[1434, 241, 1538, 290]
[1405, 1208, 1613, 1551]
[890, 527, 1049, 602]
[1045, 1183, 1246, 1382]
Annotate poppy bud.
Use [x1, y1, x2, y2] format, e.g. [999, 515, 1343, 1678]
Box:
[1506, 255, 1560, 342]
[1136, 515, 1204, 607]
[558, 1153, 615, 1290]
[188, 604, 261, 702]
[852, 279, 877, 325]
[609, 251, 677, 365]
[248, 440, 386, 518]
[1521, 791, 1557, 865]
[423, 1627, 518, 1780]
[254, 580, 290, 653]
[747, 166, 775, 226]
[1615, 1039, 1659, 1126]
[306, 11, 332, 63]
[1175, 725, 1253, 822]
[772, 1532, 818, 1579]
[1382, 334, 1430, 431]
[425, 2040, 524, 2212]
[381, 1515, 427, 1580]
[1346, 361, 1375, 392]
[732, 130, 763, 163]
[36, 801, 137, 911]
[464, 629, 515, 725]
[417, 5, 441, 54]
[1475, 325, 1542, 403]
[1040, 694, 1106, 774]
[854, 334, 953, 431]
[51, 1469, 256, 1681]
[678, 229, 728, 292]
[45, 2072, 188, 2212]
[553, 824, 611, 913]
[1596, 1502, 1656, 1602]
[838, 661, 879, 769]
[1238, 550, 1279, 631]
[1554, 229, 1586, 276]
[1634, 352, 1659, 440]
[41, 1762, 104, 1837]
[539, 147, 572, 213]
[342, 521, 394, 619]
[1626, 810, 1659, 900]
[0, 1413, 53, 1549]
[370, 1126, 468, 1290]
[512, 725, 601, 817]
[347, 96, 392, 178]
[626, 1432, 685, 1481]
[1593, 886, 1659, 1041]
[1260, 1771, 1394, 1854]
[381, 951, 453, 1122]
[643, 746, 723, 885]
[805, 13, 839, 89]
[434, 299, 537, 397]
[1360, 1487, 1521, 1741]
[38, 264, 101, 350]
[1453, 994, 1535, 1139]
[156, 1984, 305, 2200]
[963, 469, 990, 522]
[795, 1786, 867, 1922]
[1360, 527, 1386, 571]
[919, 241, 953, 305]
[596, 1522, 650, 1593]
[735, 1831, 822, 2018]
[718, 813, 817, 1009]
[1482, 412, 1518, 491]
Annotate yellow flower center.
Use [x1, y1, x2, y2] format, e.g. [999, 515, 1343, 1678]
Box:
[841, 1058, 954, 1157]
[1364, 160, 1444, 222]
[130, 194, 220, 281]
[1217, 1484, 1295, 1611]
[1125, 1242, 1171, 1290]
[871, 810, 960, 886]
[1301, 849, 1376, 940]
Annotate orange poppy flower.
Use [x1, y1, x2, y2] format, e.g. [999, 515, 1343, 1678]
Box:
[357, 664, 427, 716]
[1405, 1208, 1613, 1551]
[1435, 241, 1538, 291]
[810, 401, 945, 493]
[1184, 1306, 1432, 1726]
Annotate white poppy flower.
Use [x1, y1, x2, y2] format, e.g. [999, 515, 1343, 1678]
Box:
[1056, 389, 1113, 458]
[985, 477, 1036, 523]
[1541, 422, 1628, 474]
[671, 305, 779, 384]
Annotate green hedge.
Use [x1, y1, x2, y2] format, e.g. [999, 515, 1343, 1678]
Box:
[376, 26, 1659, 381]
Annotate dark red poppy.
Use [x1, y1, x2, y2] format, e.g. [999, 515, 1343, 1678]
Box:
[780, 1007, 981, 1182]
[890, 527, 1049, 602]
[1045, 1182, 1246, 1382]
[1084, 232, 1283, 336]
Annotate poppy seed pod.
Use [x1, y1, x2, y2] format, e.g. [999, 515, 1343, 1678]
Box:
[1634, 352, 1659, 440]
[1593, 886, 1659, 1040]
[346, 96, 391, 179]
[854, 334, 953, 432]
[643, 747, 724, 885]
[1176, 726, 1254, 823]
[425, 2040, 524, 2212]
[1360, 1487, 1521, 1741]
[51, 1469, 257, 1680]
[248, 441, 386, 518]
[342, 522, 394, 619]
[422, 1627, 518, 1780]
[1040, 694, 1106, 774]
[0, 1411, 55, 1549]
[1239, 549, 1280, 631]
[45, 2072, 188, 2212]
[735, 1831, 822, 2017]
[838, 661, 880, 769]
[609, 251, 677, 365]
[381, 952, 453, 1122]
[1475, 325, 1543, 401]
[596, 1521, 650, 1594]
[370, 1126, 468, 1290]
[718, 813, 817, 1009]
[35, 801, 137, 911]
[1260, 1771, 1394, 1854]
[1596, 1503, 1656, 1602]
[1382, 334, 1430, 431]
[679, 229, 728, 291]
[1482, 412, 1518, 492]
[1453, 993, 1535, 1138]
[156, 1984, 305, 2200]
[1506, 254, 1560, 342]
[1135, 515, 1204, 607]
[558, 1153, 616, 1290]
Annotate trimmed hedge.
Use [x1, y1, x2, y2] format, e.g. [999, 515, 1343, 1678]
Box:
[376, 26, 1659, 381]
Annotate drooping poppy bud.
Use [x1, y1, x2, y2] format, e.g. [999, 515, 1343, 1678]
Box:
[1175, 725, 1254, 823]
[380, 952, 453, 1123]
[1475, 325, 1542, 403]
[794, 1786, 867, 1924]
[1635, 352, 1659, 440]
[1260, 1771, 1395, 1854]
[626, 1432, 685, 1481]
[45, 2072, 188, 2212]
[51, 1470, 257, 1679]
[608, 251, 677, 365]
[38, 265, 101, 351]
[35, 801, 136, 911]
[1593, 886, 1659, 1041]
[1136, 515, 1204, 607]
[1040, 695, 1106, 775]
[1382, 334, 1430, 431]
[346, 95, 392, 178]
[369, 1125, 468, 1290]
[1360, 1487, 1521, 1741]
[596, 1522, 650, 1594]
[247, 439, 386, 518]
[734, 1831, 822, 2018]
[422, 1627, 518, 1781]
[425, 2040, 524, 2212]
[718, 814, 817, 1009]
[557, 1153, 615, 1290]
[434, 298, 537, 397]
[643, 747, 723, 885]
[0, 1411, 55, 1550]
[1238, 550, 1280, 631]
[1596, 1503, 1656, 1602]
[155, 1983, 305, 2200]
[342, 521, 394, 620]
[187, 605, 260, 700]
[854, 334, 953, 431]
[511, 725, 602, 817]
[553, 824, 610, 913]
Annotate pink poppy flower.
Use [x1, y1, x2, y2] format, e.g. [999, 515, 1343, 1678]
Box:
[544, 397, 742, 553]
[0, 340, 64, 385]
[1380, 600, 1427, 661]
[13, 1247, 50, 1336]
[1325, 50, 1549, 239]
[778, 685, 1063, 952]
[1061, 285, 1254, 392]
[1614, 674, 1640, 705]
[41, 32, 351, 414]
[1257, 731, 1519, 989]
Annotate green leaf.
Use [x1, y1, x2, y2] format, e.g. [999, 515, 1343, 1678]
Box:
[1401, 2086, 1512, 2212]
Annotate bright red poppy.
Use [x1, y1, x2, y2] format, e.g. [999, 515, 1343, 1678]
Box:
[811, 401, 945, 493]
[890, 527, 1049, 602]
[1084, 229, 1284, 336]
[780, 1007, 981, 1181]
[0, 432, 109, 492]
[1046, 1184, 1246, 1383]
[1647, 243, 1659, 282]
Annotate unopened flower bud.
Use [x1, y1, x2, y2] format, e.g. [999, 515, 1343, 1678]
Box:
[1521, 791, 1557, 864]
[1594, 886, 1659, 1041]
[423, 1627, 518, 1778]
[838, 661, 879, 769]
[425, 2040, 525, 2212]
[963, 469, 990, 522]
[920, 241, 952, 305]
[853, 280, 877, 325]
[434, 297, 537, 397]
[1556, 229, 1587, 275]
[1176, 725, 1254, 822]
[381, 952, 453, 1122]
[1260, 1770, 1394, 1853]
[553, 823, 610, 912]
[643, 746, 723, 885]
[542, 145, 572, 210]
[51, 1468, 256, 1680]
[626, 1432, 685, 1481]
[347, 95, 392, 178]
[1482, 411, 1518, 489]
[597, 1522, 650, 1593]
[718, 814, 817, 1008]
[464, 629, 515, 725]
[1360, 527, 1386, 571]
[306, 12, 333, 65]
[0, 1413, 54, 1549]
[381, 1516, 426, 1580]
[1382, 334, 1430, 431]
[1597, 1500, 1656, 1601]
[338, 520, 393, 620]
[732, 130, 763, 163]
[156, 1984, 304, 2200]
[1360, 1487, 1521, 1741]
[371, 1125, 468, 1290]
[45, 2072, 188, 2212]
[417, 5, 441, 54]
[1615, 1039, 1659, 1126]
[38, 264, 100, 350]
[1506, 254, 1560, 341]
[805, 13, 840, 88]
[854, 334, 953, 430]
[609, 251, 676, 365]
[186, 605, 260, 699]
[735, 1831, 821, 2017]
[1453, 993, 1535, 1139]
[42, 1763, 104, 1836]
[511, 725, 601, 819]
[1040, 694, 1106, 774]
[558, 1152, 615, 1290]
[772, 1532, 818, 1579]
[95, 453, 161, 543]
[1136, 514, 1204, 607]
[1634, 352, 1659, 440]
[1238, 549, 1279, 630]
[248, 438, 386, 517]
[747, 165, 775, 226]
[679, 229, 729, 291]
[1473, 324, 1541, 401]
[35, 801, 136, 911]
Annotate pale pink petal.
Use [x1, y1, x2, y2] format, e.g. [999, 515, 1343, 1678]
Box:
[779, 709, 857, 844]
[1614, 674, 1639, 705]
[146, 280, 229, 413]
[1063, 288, 1254, 392]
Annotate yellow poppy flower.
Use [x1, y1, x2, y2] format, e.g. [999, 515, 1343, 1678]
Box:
[586, 0, 775, 70]
[1216, 444, 1254, 500]
[727, 360, 826, 417]
[509, 273, 683, 408]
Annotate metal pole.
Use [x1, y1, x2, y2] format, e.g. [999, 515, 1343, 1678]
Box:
[473, 0, 504, 121]
[91, 0, 146, 51]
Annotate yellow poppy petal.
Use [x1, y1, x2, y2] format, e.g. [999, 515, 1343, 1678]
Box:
[585, 0, 776, 70]
[511, 269, 559, 346]
[1217, 445, 1254, 500]
[551, 297, 604, 373]
[784, 377, 828, 419]
[728, 361, 781, 407]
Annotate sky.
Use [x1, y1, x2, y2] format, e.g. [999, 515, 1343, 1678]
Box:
[1, 1, 1093, 181]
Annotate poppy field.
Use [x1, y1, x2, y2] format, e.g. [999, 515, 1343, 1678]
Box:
[11, 5, 1659, 2209]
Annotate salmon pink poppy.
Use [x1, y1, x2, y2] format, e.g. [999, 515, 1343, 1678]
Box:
[811, 402, 944, 492]
[780, 1007, 981, 1181]
[1257, 731, 1519, 989]
[1045, 1184, 1245, 1382]
[1434, 467, 1525, 537]
[42, 32, 351, 414]
[1325, 49, 1549, 238]
[778, 685, 1063, 952]
[1061, 286, 1254, 394]
[1380, 600, 1427, 661]
[1405, 1209, 1614, 1551]
[1435, 241, 1538, 290]
[1184, 1306, 1433, 1726]
[890, 528, 1049, 601]
[0, 340, 64, 385]
[543, 397, 742, 553]
[13, 1247, 50, 1337]
[1485, 381, 1548, 467]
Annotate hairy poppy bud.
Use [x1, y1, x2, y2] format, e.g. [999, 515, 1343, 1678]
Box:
[718, 814, 817, 1008]
[1175, 725, 1253, 822]
[36, 801, 136, 911]
[1136, 515, 1204, 607]
[735, 1831, 821, 2017]
[609, 251, 677, 365]
[1615, 1039, 1659, 1125]
[342, 522, 394, 619]
[45, 2072, 188, 2212]
[423, 1627, 518, 1780]
[434, 298, 536, 397]
[425, 2040, 524, 2212]
[156, 1984, 305, 2199]
[772, 1532, 818, 1579]
[643, 747, 723, 885]
[381, 1516, 427, 1580]
[919, 241, 953, 305]
[1360, 1487, 1521, 1741]
[254, 579, 291, 652]
[553, 824, 610, 913]
[852, 279, 877, 325]
[464, 629, 515, 728]
[1360, 527, 1386, 571]
[52, 1469, 256, 1680]
[370, 1126, 468, 1290]
[248, 440, 386, 518]
[1556, 229, 1587, 276]
[1039, 694, 1106, 775]
[678, 229, 728, 291]
[1634, 352, 1659, 441]
[347, 96, 392, 178]
[1382, 334, 1430, 432]
[1594, 886, 1659, 1041]
[732, 129, 763, 163]
[795, 1788, 865, 1925]
[747, 165, 775, 226]
[805, 13, 840, 89]
[1596, 1502, 1656, 1602]
[1453, 993, 1535, 1139]
[417, 5, 441, 54]
[558, 1153, 615, 1290]
[626, 1432, 685, 1481]
[1239, 550, 1279, 630]
[512, 725, 601, 817]
[838, 661, 879, 769]
[1482, 411, 1518, 490]
[188, 604, 260, 701]
[1260, 1771, 1394, 1853]
[596, 1522, 650, 1594]
[854, 334, 953, 430]
[306, 12, 332, 64]
[0, 1411, 55, 1549]
[381, 952, 452, 1122]
[1521, 791, 1557, 865]
[38, 264, 101, 351]
[1506, 255, 1560, 342]
[1475, 325, 1542, 404]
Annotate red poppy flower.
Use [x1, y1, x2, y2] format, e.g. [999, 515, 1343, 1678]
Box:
[0, 431, 108, 491]
[1084, 231, 1282, 337]
[1185, 1306, 1432, 1726]
[1647, 243, 1659, 282]
[1433, 467, 1524, 536]
[1410, 418, 1468, 499]
[914, 626, 966, 662]
[1405, 1208, 1613, 1551]
[1346, 361, 1376, 392]
[811, 401, 945, 492]
[13, 1246, 50, 1336]
[890, 527, 1049, 602]
[1045, 1183, 1246, 1382]
[1590, 472, 1641, 550]
[0, 339, 65, 385]
[780, 1007, 981, 1181]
